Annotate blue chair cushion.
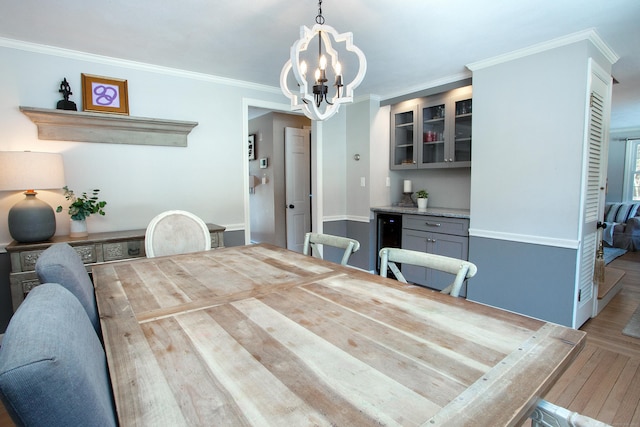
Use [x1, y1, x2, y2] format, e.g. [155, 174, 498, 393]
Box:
[35, 242, 101, 334]
[0, 283, 116, 427]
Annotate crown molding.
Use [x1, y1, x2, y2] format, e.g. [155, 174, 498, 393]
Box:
[0, 37, 282, 94]
[467, 29, 619, 72]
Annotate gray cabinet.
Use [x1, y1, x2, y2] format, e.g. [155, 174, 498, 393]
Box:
[401, 214, 470, 294]
[390, 103, 418, 169]
[390, 86, 472, 170]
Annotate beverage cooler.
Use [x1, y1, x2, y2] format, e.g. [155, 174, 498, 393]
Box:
[376, 213, 402, 274]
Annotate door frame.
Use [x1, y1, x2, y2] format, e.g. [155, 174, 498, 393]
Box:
[242, 98, 323, 245]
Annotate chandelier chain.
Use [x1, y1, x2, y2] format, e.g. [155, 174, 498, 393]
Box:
[315, 0, 325, 25]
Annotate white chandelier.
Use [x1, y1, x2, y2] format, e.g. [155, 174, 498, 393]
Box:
[280, 0, 367, 121]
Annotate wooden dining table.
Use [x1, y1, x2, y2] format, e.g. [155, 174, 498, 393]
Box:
[92, 243, 585, 426]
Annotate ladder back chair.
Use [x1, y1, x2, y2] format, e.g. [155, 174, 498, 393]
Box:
[379, 247, 477, 297]
[303, 232, 360, 266]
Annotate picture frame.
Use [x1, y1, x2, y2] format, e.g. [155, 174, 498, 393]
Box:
[81, 73, 129, 115]
[248, 134, 256, 160]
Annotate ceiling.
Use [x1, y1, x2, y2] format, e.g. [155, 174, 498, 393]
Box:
[1, 0, 639, 129]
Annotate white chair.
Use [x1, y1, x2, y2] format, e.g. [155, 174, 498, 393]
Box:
[303, 232, 360, 266]
[145, 210, 211, 258]
[379, 247, 477, 297]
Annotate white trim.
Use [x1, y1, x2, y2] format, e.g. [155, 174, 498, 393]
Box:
[469, 228, 580, 249]
[323, 215, 370, 223]
[0, 37, 281, 94]
[379, 71, 471, 102]
[611, 127, 640, 138]
[221, 223, 245, 232]
[242, 98, 295, 244]
[623, 138, 640, 201]
[467, 29, 619, 72]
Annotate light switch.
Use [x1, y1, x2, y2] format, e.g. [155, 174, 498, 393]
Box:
[386, 177, 390, 187]
[360, 177, 366, 187]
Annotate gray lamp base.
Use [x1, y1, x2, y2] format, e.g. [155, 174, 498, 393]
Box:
[8, 192, 56, 243]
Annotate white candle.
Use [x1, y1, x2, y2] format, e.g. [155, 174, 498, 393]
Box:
[403, 180, 412, 193]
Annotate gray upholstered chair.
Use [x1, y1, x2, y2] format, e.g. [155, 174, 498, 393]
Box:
[145, 210, 211, 258]
[35, 242, 101, 334]
[379, 247, 478, 297]
[303, 232, 360, 266]
[0, 283, 116, 427]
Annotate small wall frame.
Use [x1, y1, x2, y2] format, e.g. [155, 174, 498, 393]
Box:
[248, 134, 256, 160]
[81, 73, 129, 115]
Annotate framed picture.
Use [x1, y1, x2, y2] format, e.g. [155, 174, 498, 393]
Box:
[81, 73, 129, 115]
[248, 134, 256, 160]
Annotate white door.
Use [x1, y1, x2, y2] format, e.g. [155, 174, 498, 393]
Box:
[285, 127, 311, 252]
[574, 61, 612, 328]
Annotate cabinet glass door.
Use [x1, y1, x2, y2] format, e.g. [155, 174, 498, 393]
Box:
[453, 98, 472, 162]
[392, 109, 415, 167]
[421, 103, 446, 165]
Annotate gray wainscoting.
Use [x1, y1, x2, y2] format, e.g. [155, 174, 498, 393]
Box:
[467, 236, 577, 327]
[322, 220, 371, 271]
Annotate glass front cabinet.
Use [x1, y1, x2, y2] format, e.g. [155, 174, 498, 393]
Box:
[390, 104, 418, 169]
[390, 86, 472, 170]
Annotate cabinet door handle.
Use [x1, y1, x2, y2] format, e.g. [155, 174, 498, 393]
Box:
[425, 222, 441, 227]
[128, 248, 140, 256]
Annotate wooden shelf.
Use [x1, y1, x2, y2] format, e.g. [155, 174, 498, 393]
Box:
[20, 106, 198, 147]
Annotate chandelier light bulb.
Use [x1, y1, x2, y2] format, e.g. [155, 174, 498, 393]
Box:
[319, 55, 327, 70]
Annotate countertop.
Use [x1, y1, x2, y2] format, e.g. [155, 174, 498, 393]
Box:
[371, 206, 471, 219]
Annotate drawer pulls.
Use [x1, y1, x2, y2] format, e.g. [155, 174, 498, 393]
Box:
[425, 222, 441, 227]
[128, 248, 140, 256]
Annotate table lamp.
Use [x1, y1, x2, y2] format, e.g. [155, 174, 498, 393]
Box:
[0, 151, 65, 243]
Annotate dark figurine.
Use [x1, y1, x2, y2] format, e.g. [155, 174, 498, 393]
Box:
[56, 78, 77, 111]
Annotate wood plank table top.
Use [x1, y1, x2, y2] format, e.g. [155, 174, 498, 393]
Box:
[92, 243, 586, 427]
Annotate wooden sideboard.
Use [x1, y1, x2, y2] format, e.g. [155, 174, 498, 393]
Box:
[5, 224, 225, 312]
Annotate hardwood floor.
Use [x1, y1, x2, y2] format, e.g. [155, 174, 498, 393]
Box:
[522, 250, 640, 426]
[1, 252, 639, 426]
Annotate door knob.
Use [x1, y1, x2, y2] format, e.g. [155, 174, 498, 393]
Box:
[597, 221, 607, 229]
[288, 204, 295, 209]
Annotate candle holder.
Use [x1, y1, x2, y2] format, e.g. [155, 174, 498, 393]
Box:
[398, 192, 416, 207]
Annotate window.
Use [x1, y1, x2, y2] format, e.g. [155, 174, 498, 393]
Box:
[623, 139, 640, 201]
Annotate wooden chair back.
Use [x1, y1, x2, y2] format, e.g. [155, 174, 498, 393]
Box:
[379, 247, 477, 297]
[303, 232, 360, 266]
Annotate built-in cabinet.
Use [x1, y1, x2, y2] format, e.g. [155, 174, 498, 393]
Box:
[401, 214, 470, 295]
[390, 86, 472, 170]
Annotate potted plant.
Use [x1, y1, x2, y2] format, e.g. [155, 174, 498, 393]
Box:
[415, 189, 429, 210]
[56, 186, 107, 237]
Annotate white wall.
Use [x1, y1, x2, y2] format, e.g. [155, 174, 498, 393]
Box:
[321, 109, 347, 219]
[369, 104, 392, 210]
[470, 41, 595, 244]
[0, 41, 286, 246]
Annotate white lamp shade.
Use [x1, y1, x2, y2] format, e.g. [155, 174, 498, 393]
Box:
[0, 151, 65, 191]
